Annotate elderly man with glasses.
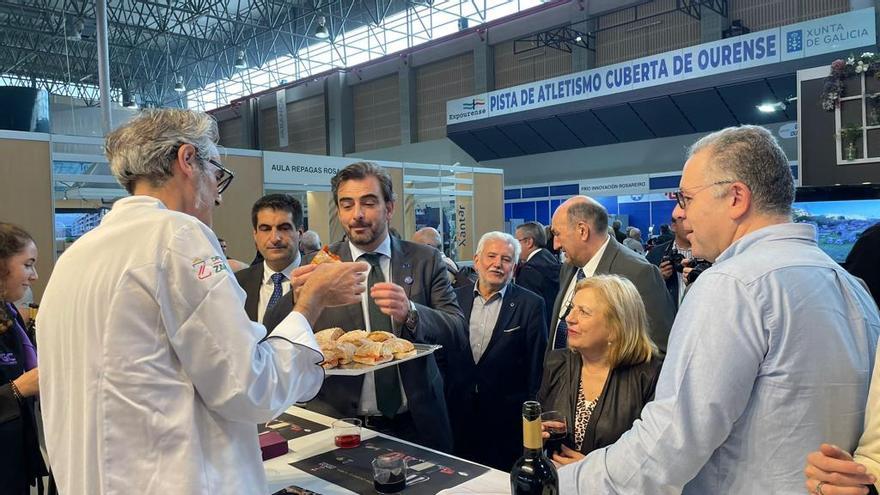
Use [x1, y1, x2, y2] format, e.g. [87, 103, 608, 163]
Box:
[557, 125, 880, 494]
[37, 109, 369, 494]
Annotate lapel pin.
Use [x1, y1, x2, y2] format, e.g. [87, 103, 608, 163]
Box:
[404, 276, 414, 285]
[509, 302, 515, 307]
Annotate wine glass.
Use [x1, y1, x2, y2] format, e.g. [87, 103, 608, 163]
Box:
[540, 410, 568, 458]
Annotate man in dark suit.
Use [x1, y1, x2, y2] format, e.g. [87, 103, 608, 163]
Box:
[264, 162, 465, 453]
[646, 216, 693, 311]
[235, 194, 303, 324]
[549, 196, 675, 354]
[514, 221, 560, 324]
[447, 231, 547, 471]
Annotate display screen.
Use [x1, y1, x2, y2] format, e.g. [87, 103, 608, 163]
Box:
[792, 199, 880, 263]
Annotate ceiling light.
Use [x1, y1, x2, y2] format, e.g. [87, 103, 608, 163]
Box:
[174, 75, 186, 93]
[234, 50, 247, 69]
[315, 16, 329, 39]
[575, 35, 582, 42]
[757, 102, 785, 113]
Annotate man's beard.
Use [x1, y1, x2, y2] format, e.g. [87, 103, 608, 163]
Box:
[347, 219, 386, 247]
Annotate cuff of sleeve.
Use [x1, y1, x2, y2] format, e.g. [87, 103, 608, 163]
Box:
[267, 311, 319, 353]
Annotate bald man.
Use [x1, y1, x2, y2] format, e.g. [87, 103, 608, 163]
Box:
[412, 227, 472, 288]
[548, 196, 674, 353]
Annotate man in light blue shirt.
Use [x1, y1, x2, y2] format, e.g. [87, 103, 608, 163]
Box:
[558, 125, 880, 494]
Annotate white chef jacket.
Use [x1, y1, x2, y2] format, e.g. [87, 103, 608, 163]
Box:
[37, 196, 325, 495]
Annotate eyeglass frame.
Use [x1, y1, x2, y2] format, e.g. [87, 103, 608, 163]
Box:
[207, 158, 235, 195]
[672, 180, 734, 209]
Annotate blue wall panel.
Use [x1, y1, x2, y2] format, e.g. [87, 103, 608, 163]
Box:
[619, 202, 651, 237]
[511, 202, 536, 221]
[651, 200, 677, 232]
[505, 203, 513, 221]
[521, 186, 550, 199]
[549, 184, 579, 196]
[595, 196, 619, 214]
[535, 201, 550, 225]
[505, 189, 521, 200]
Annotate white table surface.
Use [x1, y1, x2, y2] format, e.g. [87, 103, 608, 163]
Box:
[263, 406, 510, 494]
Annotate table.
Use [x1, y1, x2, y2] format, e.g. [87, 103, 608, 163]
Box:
[264, 406, 510, 494]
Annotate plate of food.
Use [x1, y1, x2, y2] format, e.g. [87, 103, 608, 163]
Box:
[315, 327, 441, 376]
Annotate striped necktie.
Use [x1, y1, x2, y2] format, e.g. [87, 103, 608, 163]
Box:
[553, 268, 586, 349]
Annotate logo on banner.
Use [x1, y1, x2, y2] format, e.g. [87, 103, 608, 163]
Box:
[786, 30, 803, 52]
[462, 98, 485, 110]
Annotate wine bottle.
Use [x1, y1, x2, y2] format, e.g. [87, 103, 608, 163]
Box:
[510, 401, 559, 495]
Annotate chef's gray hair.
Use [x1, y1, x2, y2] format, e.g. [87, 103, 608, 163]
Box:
[105, 109, 219, 193]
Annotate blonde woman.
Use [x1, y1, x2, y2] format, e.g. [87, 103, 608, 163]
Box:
[537, 274, 662, 465]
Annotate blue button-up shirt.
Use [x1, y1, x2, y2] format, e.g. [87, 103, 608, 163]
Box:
[559, 222, 880, 494]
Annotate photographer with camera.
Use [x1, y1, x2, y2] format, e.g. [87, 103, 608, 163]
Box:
[647, 216, 710, 310]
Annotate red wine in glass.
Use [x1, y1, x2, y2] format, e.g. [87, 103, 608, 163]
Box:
[374, 471, 406, 493]
[544, 427, 567, 457]
[335, 433, 361, 448]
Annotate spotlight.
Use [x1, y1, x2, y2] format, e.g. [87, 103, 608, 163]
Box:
[174, 75, 186, 92]
[234, 50, 247, 69]
[315, 16, 329, 39]
[757, 102, 785, 113]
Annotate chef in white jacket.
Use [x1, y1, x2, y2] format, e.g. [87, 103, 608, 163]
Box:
[37, 108, 368, 494]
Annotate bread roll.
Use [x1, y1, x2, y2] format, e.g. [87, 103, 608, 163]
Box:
[384, 338, 417, 360]
[320, 346, 340, 369]
[352, 341, 393, 365]
[336, 330, 369, 344]
[367, 330, 395, 342]
[315, 327, 344, 346]
[334, 342, 358, 365]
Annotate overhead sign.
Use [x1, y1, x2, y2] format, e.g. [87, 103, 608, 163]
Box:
[264, 152, 351, 186]
[264, 152, 415, 187]
[447, 8, 875, 125]
[579, 174, 649, 197]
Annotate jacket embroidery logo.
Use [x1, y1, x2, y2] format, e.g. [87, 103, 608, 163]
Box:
[192, 256, 228, 280]
[0, 352, 17, 365]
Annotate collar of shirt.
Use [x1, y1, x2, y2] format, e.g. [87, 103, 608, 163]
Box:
[581, 234, 612, 278]
[714, 223, 817, 265]
[473, 281, 509, 303]
[260, 252, 301, 285]
[348, 233, 392, 262]
[526, 247, 543, 262]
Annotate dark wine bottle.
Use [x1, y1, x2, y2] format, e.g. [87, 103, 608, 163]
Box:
[510, 401, 559, 495]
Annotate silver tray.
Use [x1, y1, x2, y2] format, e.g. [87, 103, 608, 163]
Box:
[324, 343, 441, 376]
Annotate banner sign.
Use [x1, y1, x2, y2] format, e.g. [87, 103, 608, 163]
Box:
[579, 174, 649, 197]
[276, 90, 288, 148]
[447, 8, 875, 125]
[264, 151, 348, 186]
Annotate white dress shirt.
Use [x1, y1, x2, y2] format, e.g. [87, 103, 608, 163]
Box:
[348, 235, 408, 416]
[257, 255, 300, 323]
[556, 234, 612, 327]
[37, 196, 324, 495]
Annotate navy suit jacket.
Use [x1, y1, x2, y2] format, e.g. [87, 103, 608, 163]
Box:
[447, 282, 547, 470]
[263, 237, 465, 453]
[515, 248, 561, 325]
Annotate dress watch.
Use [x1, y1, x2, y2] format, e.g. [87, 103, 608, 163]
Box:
[404, 300, 419, 329]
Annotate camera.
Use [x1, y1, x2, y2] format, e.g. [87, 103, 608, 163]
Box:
[661, 252, 686, 273]
[662, 252, 712, 284]
[686, 259, 712, 285]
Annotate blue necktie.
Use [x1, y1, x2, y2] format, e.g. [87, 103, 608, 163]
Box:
[267, 272, 286, 310]
[554, 268, 586, 349]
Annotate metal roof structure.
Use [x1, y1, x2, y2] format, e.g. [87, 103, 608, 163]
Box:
[0, 0, 540, 109]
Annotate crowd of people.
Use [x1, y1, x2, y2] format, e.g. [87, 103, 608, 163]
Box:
[2, 108, 880, 495]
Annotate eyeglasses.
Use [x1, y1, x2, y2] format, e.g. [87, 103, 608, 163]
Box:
[673, 180, 734, 209]
[207, 158, 234, 194]
[515, 236, 530, 243]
